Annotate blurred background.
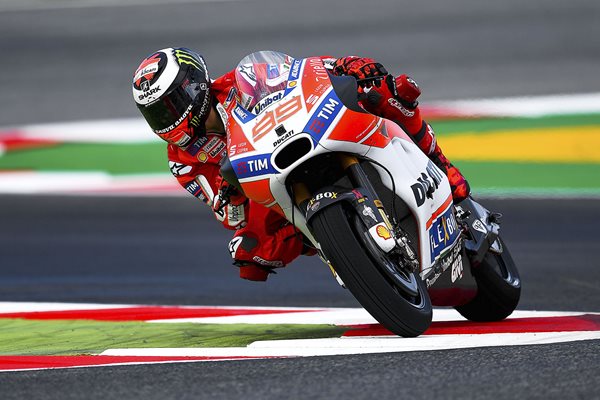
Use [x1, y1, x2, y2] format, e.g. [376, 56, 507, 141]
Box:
[1, 0, 600, 125]
[0, 0, 599, 309]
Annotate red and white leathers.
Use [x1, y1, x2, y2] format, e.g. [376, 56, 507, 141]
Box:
[167, 70, 307, 282]
[168, 56, 469, 282]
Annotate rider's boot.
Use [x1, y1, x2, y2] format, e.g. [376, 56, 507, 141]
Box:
[361, 75, 471, 203]
[428, 143, 471, 203]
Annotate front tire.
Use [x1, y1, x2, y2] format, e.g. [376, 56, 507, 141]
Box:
[310, 203, 432, 337]
[455, 237, 521, 321]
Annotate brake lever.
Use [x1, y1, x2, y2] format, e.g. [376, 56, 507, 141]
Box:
[356, 76, 386, 87]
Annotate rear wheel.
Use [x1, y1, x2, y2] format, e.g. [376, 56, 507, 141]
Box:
[310, 202, 432, 337]
[455, 237, 521, 321]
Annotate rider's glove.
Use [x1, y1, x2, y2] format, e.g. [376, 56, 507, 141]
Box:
[332, 56, 389, 87]
[363, 74, 422, 112]
[390, 74, 421, 110]
[212, 176, 248, 229]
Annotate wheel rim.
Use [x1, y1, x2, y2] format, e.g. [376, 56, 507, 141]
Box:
[486, 241, 521, 288]
[350, 212, 424, 305]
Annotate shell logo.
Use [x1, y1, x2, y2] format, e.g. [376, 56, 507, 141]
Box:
[376, 225, 392, 240]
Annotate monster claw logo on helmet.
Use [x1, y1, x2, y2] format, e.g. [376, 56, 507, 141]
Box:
[133, 47, 211, 147]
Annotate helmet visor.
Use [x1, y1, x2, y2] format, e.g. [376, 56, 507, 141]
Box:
[137, 67, 210, 134]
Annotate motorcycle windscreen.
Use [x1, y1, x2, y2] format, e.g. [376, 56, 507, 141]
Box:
[234, 51, 294, 115]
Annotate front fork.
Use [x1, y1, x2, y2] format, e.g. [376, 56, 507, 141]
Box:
[294, 154, 419, 272]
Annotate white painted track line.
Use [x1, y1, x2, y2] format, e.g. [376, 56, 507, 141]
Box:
[101, 331, 600, 358]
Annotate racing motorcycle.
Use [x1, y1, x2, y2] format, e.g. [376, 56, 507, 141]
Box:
[220, 51, 521, 337]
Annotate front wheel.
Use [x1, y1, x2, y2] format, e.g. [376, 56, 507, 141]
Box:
[310, 203, 432, 337]
[455, 237, 521, 321]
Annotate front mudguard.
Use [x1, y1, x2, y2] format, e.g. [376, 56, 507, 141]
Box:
[304, 186, 396, 253]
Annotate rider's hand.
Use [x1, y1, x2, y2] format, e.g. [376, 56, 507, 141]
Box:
[362, 74, 422, 110]
[392, 74, 421, 110]
[332, 56, 389, 87]
[212, 176, 248, 229]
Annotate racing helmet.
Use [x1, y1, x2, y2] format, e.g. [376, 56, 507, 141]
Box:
[133, 47, 211, 147]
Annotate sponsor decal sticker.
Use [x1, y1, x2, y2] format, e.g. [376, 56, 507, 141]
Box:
[308, 191, 338, 210]
[208, 141, 226, 158]
[222, 87, 237, 109]
[253, 91, 284, 115]
[267, 64, 280, 79]
[233, 105, 256, 124]
[184, 179, 207, 202]
[272, 130, 295, 147]
[451, 254, 464, 283]
[362, 205, 377, 222]
[388, 98, 415, 117]
[290, 59, 302, 80]
[472, 219, 488, 234]
[412, 161, 445, 207]
[429, 206, 461, 262]
[228, 237, 243, 258]
[185, 136, 209, 156]
[303, 91, 344, 144]
[253, 256, 284, 268]
[133, 52, 166, 90]
[137, 86, 161, 101]
[174, 49, 203, 70]
[232, 154, 277, 179]
[376, 225, 392, 240]
[202, 136, 221, 153]
[197, 152, 208, 163]
[284, 59, 303, 96]
[155, 104, 194, 135]
[169, 161, 192, 176]
[238, 64, 257, 85]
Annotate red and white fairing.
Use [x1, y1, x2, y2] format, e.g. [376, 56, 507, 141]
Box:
[226, 52, 458, 277]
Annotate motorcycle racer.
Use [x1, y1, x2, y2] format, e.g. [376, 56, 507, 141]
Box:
[132, 48, 470, 282]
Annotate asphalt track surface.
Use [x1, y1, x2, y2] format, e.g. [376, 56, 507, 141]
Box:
[1, 196, 599, 399]
[1, 0, 600, 398]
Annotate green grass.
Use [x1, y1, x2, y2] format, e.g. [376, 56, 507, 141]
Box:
[0, 143, 166, 175]
[430, 113, 600, 136]
[456, 161, 600, 191]
[0, 318, 347, 356]
[1, 113, 599, 193]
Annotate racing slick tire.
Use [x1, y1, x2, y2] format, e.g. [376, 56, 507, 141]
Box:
[310, 202, 432, 337]
[455, 237, 521, 321]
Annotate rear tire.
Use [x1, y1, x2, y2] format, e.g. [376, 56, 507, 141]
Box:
[455, 237, 521, 321]
[311, 203, 432, 337]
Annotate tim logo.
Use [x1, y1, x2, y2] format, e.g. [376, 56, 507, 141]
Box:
[233, 155, 274, 178]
